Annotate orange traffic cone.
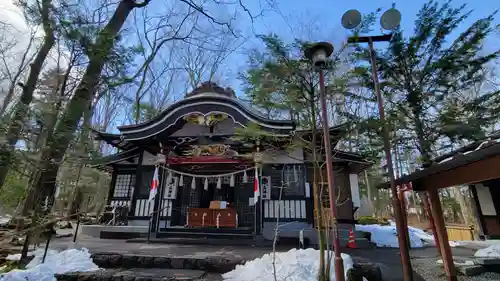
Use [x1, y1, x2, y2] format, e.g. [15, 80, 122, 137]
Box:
[346, 227, 357, 249]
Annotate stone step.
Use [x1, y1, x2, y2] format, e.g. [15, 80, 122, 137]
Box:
[155, 231, 254, 239]
[56, 268, 217, 281]
[127, 236, 271, 247]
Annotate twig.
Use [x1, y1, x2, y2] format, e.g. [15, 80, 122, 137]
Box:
[0, 212, 83, 247]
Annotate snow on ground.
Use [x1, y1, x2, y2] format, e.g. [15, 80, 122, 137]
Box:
[222, 248, 356, 281]
[0, 248, 99, 281]
[0, 215, 11, 225]
[356, 224, 435, 248]
[474, 244, 500, 258]
[5, 253, 34, 261]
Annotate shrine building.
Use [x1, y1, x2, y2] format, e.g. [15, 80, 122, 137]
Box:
[89, 82, 372, 245]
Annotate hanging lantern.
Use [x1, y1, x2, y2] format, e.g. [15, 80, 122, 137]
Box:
[243, 170, 248, 183]
[204, 177, 209, 190]
[156, 153, 167, 165]
[230, 174, 235, 187]
[217, 177, 222, 189]
[191, 177, 196, 190]
[179, 174, 184, 186]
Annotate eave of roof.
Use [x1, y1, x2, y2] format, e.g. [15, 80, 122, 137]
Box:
[90, 128, 135, 150]
[377, 139, 500, 190]
[88, 147, 140, 167]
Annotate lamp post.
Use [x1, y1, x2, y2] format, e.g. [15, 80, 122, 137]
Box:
[341, 7, 414, 281]
[304, 42, 345, 281]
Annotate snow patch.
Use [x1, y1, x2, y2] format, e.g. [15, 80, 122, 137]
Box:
[5, 253, 34, 261]
[0, 215, 11, 225]
[437, 259, 474, 266]
[474, 244, 500, 258]
[222, 248, 355, 281]
[0, 248, 99, 281]
[355, 224, 435, 248]
[448, 241, 464, 247]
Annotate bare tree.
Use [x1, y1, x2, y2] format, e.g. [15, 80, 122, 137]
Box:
[175, 29, 242, 90]
[0, 0, 56, 190]
[0, 22, 39, 116]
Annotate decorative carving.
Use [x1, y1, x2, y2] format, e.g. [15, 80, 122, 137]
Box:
[185, 81, 236, 98]
[183, 144, 238, 157]
[173, 137, 198, 146]
[185, 165, 204, 171]
[156, 154, 166, 164]
[183, 112, 228, 126]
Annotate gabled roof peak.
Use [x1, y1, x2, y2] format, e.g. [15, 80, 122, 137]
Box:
[185, 81, 236, 99]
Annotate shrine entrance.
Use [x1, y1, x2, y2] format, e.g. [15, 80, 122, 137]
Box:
[154, 163, 258, 236]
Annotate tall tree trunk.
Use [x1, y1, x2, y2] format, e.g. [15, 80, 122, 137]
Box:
[68, 108, 92, 216]
[364, 170, 372, 215]
[413, 113, 433, 167]
[28, 0, 144, 216]
[0, 0, 55, 190]
[453, 186, 473, 225]
[19, 0, 145, 260]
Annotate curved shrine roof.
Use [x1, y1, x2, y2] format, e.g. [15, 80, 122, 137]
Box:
[117, 82, 295, 140]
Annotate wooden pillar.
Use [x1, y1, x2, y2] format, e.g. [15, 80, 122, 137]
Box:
[107, 170, 117, 205]
[470, 185, 486, 239]
[422, 191, 441, 257]
[398, 187, 411, 249]
[130, 149, 144, 216]
[427, 187, 457, 281]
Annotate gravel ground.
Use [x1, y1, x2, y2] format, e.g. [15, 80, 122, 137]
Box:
[412, 257, 500, 281]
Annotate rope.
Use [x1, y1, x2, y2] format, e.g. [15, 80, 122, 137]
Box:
[158, 165, 255, 178]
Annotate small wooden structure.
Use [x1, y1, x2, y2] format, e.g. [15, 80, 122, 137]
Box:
[379, 132, 500, 281]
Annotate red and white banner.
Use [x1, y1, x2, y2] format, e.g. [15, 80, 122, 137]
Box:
[253, 167, 260, 203]
[149, 167, 159, 201]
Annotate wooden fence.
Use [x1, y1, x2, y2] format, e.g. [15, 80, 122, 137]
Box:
[445, 224, 475, 241]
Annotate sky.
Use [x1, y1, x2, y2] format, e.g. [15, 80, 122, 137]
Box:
[220, 0, 499, 91]
[1, 0, 499, 127]
[2, 0, 498, 84]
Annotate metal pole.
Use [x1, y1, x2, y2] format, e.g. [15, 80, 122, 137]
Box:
[147, 216, 152, 243]
[73, 213, 81, 243]
[318, 69, 345, 281]
[253, 165, 258, 235]
[42, 232, 52, 263]
[368, 37, 414, 281]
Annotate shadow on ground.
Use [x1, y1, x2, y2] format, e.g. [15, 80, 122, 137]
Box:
[346, 248, 427, 281]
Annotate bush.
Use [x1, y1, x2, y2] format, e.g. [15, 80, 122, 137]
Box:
[358, 216, 390, 225]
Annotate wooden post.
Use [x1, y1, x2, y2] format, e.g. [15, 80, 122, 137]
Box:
[427, 187, 457, 281]
[398, 187, 411, 249]
[107, 171, 118, 205]
[422, 192, 441, 256]
[470, 185, 486, 240]
[131, 150, 144, 216]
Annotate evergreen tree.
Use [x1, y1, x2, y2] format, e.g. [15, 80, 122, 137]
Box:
[357, 0, 500, 167]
